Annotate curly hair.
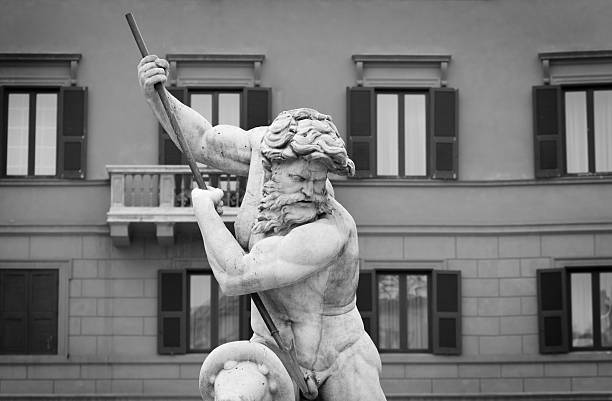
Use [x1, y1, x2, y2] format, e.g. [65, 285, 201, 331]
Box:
[260, 108, 355, 176]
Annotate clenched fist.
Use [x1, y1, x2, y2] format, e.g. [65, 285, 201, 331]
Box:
[137, 55, 169, 97]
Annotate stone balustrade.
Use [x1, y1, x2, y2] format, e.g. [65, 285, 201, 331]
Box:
[106, 165, 245, 246]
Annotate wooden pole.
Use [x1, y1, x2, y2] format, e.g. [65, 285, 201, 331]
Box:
[125, 13, 315, 399]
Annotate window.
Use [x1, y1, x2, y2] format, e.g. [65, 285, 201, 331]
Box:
[534, 51, 612, 178]
[569, 268, 612, 350]
[375, 91, 428, 177]
[159, 87, 262, 164]
[347, 55, 457, 179]
[188, 272, 242, 352]
[158, 270, 250, 354]
[0, 54, 87, 179]
[0, 269, 58, 354]
[357, 269, 461, 354]
[537, 267, 612, 353]
[4, 89, 57, 176]
[565, 87, 612, 175]
[534, 85, 612, 177]
[158, 54, 270, 166]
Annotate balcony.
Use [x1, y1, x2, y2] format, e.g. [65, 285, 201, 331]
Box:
[106, 165, 246, 246]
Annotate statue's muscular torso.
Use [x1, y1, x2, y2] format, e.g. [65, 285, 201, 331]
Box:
[233, 128, 364, 372]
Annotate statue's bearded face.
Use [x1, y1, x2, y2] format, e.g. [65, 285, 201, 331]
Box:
[252, 159, 330, 234]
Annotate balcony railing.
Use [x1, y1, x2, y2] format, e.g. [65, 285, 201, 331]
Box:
[106, 165, 246, 246]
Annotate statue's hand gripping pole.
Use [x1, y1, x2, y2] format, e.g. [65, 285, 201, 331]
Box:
[125, 13, 317, 400]
[125, 12, 206, 190]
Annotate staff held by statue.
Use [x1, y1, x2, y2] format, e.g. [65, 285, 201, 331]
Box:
[124, 13, 317, 400]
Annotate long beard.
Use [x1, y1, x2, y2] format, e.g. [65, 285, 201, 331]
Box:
[252, 181, 332, 235]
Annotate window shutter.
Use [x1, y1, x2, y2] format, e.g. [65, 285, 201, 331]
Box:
[432, 270, 461, 355]
[0, 270, 28, 354]
[159, 87, 187, 165]
[28, 270, 58, 354]
[537, 268, 568, 354]
[430, 88, 458, 180]
[58, 86, 87, 179]
[356, 270, 377, 343]
[239, 294, 253, 340]
[158, 270, 186, 354]
[0, 86, 6, 177]
[347, 87, 375, 177]
[242, 87, 272, 129]
[533, 86, 564, 178]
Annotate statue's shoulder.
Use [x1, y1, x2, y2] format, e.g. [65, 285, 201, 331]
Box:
[329, 198, 357, 235]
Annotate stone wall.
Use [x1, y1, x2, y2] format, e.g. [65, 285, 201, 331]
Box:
[2, 231, 612, 398]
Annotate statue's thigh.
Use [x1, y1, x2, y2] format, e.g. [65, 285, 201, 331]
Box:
[317, 353, 386, 401]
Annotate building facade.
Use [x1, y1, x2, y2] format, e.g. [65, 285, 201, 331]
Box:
[1, 0, 612, 399]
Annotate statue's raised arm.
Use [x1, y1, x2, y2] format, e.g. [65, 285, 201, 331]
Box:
[137, 55, 251, 175]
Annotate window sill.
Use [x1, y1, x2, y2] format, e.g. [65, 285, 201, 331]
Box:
[4, 350, 612, 365]
[333, 175, 612, 187]
[0, 353, 209, 365]
[380, 350, 612, 364]
[0, 178, 108, 186]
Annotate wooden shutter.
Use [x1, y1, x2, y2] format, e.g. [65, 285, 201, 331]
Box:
[0, 86, 6, 177]
[356, 270, 377, 344]
[430, 88, 458, 180]
[0, 270, 28, 354]
[58, 86, 87, 179]
[537, 268, 568, 353]
[242, 87, 271, 129]
[533, 85, 564, 178]
[159, 87, 187, 165]
[239, 294, 253, 340]
[347, 87, 375, 177]
[432, 270, 461, 355]
[28, 270, 58, 354]
[158, 270, 186, 354]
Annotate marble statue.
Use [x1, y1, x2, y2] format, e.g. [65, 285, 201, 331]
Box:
[138, 55, 387, 401]
[199, 341, 295, 401]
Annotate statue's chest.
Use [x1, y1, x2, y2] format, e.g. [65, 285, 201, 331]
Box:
[262, 272, 329, 319]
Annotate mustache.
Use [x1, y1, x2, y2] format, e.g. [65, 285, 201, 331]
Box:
[251, 181, 332, 234]
[258, 191, 328, 212]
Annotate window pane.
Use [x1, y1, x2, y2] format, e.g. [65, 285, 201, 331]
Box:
[594, 90, 612, 173]
[190, 275, 211, 350]
[191, 94, 213, 122]
[6, 94, 30, 175]
[34, 94, 57, 176]
[565, 91, 589, 174]
[218, 289, 239, 344]
[404, 94, 427, 176]
[218, 93, 241, 126]
[601, 272, 612, 347]
[378, 274, 400, 349]
[571, 273, 593, 347]
[376, 94, 398, 176]
[406, 275, 428, 350]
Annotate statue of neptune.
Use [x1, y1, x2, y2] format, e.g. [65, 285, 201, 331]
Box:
[138, 55, 387, 401]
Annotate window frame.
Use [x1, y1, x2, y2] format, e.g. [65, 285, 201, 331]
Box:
[373, 89, 431, 179]
[1, 86, 61, 178]
[562, 83, 612, 177]
[185, 270, 250, 353]
[0, 261, 70, 359]
[363, 269, 434, 353]
[567, 266, 612, 352]
[187, 88, 244, 127]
